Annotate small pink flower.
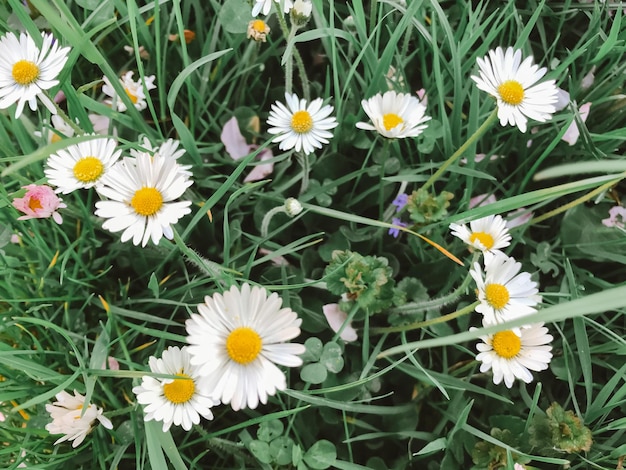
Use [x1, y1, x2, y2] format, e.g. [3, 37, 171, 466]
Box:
[602, 206, 626, 229]
[12, 185, 66, 224]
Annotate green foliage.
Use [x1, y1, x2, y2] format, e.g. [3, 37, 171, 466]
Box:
[528, 403, 593, 457]
[406, 188, 454, 225]
[324, 250, 403, 314]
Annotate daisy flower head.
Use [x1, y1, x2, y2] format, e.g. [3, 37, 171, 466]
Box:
[45, 390, 113, 448]
[132, 346, 218, 432]
[356, 90, 431, 138]
[449, 214, 511, 259]
[12, 184, 66, 224]
[0, 31, 70, 118]
[470, 252, 541, 325]
[186, 283, 306, 411]
[102, 71, 156, 112]
[252, 0, 294, 17]
[267, 92, 338, 155]
[471, 46, 559, 133]
[44, 136, 122, 194]
[94, 152, 193, 247]
[475, 322, 553, 388]
[247, 19, 271, 42]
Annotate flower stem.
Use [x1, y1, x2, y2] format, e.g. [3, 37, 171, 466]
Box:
[261, 205, 287, 237]
[371, 301, 479, 334]
[297, 152, 310, 194]
[275, 9, 310, 100]
[420, 108, 498, 192]
[43, 90, 85, 136]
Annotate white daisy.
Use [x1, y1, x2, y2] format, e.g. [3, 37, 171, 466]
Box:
[132, 346, 218, 432]
[252, 0, 293, 16]
[102, 71, 156, 112]
[44, 136, 122, 194]
[355, 90, 431, 138]
[185, 283, 306, 411]
[0, 31, 70, 118]
[471, 46, 559, 133]
[45, 390, 113, 448]
[470, 252, 541, 325]
[475, 322, 553, 388]
[267, 92, 338, 155]
[94, 152, 193, 247]
[449, 214, 511, 259]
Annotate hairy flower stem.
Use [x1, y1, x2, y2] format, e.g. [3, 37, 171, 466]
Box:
[297, 152, 310, 194]
[420, 108, 498, 192]
[371, 300, 480, 334]
[172, 228, 222, 278]
[275, 9, 310, 100]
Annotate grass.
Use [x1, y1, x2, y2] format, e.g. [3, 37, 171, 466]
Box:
[1, 0, 626, 468]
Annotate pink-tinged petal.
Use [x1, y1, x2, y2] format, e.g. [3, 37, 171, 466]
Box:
[322, 303, 358, 342]
[562, 102, 591, 146]
[221, 117, 252, 160]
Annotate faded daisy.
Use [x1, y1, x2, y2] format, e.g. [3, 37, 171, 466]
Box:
[132, 346, 218, 432]
[474, 322, 553, 388]
[267, 92, 338, 155]
[470, 252, 541, 325]
[44, 136, 122, 193]
[449, 214, 511, 259]
[102, 71, 156, 112]
[0, 31, 70, 118]
[471, 46, 559, 133]
[94, 152, 193, 247]
[247, 19, 271, 42]
[45, 390, 113, 448]
[186, 283, 306, 411]
[356, 91, 431, 138]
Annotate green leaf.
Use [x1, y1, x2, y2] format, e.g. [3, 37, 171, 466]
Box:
[304, 440, 337, 469]
[414, 437, 447, 455]
[148, 272, 159, 298]
[300, 363, 328, 384]
[249, 440, 272, 464]
[320, 342, 344, 374]
[219, 0, 254, 34]
[270, 436, 294, 466]
[257, 419, 284, 442]
[301, 337, 324, 362]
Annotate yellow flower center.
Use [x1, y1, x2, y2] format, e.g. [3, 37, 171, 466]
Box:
[125, 88, 139, 104]
[28, 197, 42, 211]
[291, 110, 313, 134]
[162, 373, 195, 404]
[253, 19, 267, 32]
[226, 327, 262, 365]
[469, 231, 494, 250]
[485, 283, 510, 310]
[12, 60, 39, 85]
[73, 157, 104, 183]
[382, 113, 403, 131]
[131, 187, 163, 216]
[497, 80, 524, 105]
[491, 330, 522, 359]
